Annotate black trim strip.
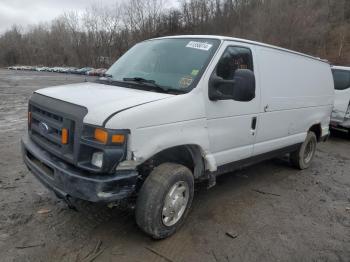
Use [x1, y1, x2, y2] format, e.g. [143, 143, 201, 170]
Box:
[209, 143, 301, 177]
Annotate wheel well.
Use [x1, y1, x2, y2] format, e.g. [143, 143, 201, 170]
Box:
[309, 124, 321, 141]
[138, 145, 205, 179]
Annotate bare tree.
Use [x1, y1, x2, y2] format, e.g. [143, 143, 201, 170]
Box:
[0, 0, 349, 67]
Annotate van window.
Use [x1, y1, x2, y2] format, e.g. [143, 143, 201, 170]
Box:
[105, 38, 220, 93]
[216, 46, 253, 80]
[332, 69, 350, 90]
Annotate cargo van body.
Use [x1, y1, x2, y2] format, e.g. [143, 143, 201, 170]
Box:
[330, 66, 350, 133]
[22, 35, 334, 238]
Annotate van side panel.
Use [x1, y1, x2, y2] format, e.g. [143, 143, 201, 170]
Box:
[254, 47, 334, 155]
[105, 91, 212, 166]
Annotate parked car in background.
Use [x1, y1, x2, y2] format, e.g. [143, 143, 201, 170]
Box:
[57, 67, 66, 73]
[7, 65, 35, 71]
[330, 66, 350, 135]
[67, 67, 78, 74]
[22, 35, 334, 239]
[59, 67, 74, 73]
[7, 65, 100, 75]
[36, 67, 49, 72]
[87, 68, 107, 76]
[76, 67, 94, 75]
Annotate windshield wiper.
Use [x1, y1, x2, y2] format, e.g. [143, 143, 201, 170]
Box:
[97, 75, 182, 94]
[123, 77, 169, 93]
[104, 73, 113, 78]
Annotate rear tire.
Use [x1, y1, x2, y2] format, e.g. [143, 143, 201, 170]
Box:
[135, 163, 194, 239]
[290, 131, 317, 170]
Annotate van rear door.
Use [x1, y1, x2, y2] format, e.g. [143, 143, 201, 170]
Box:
[331, 69, 350, 124]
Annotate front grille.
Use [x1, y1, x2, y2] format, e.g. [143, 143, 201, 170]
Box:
[31, 106, 64, 148]
[28, 93, 88, 165]
[29, 104, 75, 162]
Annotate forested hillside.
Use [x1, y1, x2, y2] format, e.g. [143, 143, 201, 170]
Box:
[0, 0, 349, 67]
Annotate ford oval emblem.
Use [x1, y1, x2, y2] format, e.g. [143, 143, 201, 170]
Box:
[38, 122, 50, 135]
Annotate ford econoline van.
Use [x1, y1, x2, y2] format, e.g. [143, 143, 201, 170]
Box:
[330, 66, 350, 135]
[22, 35, 334, 239]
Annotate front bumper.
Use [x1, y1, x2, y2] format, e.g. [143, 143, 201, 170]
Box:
[21, 135, 138, 203]
[330, 119, 350, 130]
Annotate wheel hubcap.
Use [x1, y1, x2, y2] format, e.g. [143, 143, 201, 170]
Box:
[162, 181, 189, 227]
[303, 139, 316, 164]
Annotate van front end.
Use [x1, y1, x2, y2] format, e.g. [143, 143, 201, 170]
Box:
[21, 93, 138, 203]
[330, 103, 350, 131]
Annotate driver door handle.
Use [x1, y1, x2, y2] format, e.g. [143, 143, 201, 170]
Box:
[251, 116, 257, 135]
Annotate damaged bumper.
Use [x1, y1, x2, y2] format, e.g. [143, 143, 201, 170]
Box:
[330, 119, 350, 130]
[21, 135, 138, 203]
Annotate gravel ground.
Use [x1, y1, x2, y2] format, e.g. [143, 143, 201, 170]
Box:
[0, 69, 349, 262]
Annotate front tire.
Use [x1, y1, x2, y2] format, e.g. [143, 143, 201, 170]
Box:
[290, 131, 317, 170]
[135, 163, 194, 239]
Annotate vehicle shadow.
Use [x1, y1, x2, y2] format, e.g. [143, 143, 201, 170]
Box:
[66, 155, 297, 237]
[35, 154, 319, 261]
[329, 128, 350, 140]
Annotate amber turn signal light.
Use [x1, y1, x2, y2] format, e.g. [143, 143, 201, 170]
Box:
[61, 128, 69, 144]
[111, 134, 125, 144]
[94, 128, 108, 144]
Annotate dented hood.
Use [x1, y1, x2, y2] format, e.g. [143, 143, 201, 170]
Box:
[35, 82, 173, 126]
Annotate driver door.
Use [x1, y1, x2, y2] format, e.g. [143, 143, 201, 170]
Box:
[205, 42, 260, 167]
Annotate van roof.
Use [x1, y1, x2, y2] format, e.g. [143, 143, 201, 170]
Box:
[331, 65, 350, 71]
[153, 35, 329, 64]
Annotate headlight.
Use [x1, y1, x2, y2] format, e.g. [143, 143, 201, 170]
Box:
[80, 125, 129, 172]
[91, 151, 104, 168]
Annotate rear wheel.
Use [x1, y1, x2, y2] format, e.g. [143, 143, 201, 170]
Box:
[290, 131, 317, 170]
[135, 163, 194, 239]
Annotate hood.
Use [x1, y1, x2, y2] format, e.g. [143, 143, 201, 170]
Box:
[35, 82, 173, 126]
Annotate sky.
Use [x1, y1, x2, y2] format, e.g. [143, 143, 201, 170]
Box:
[0, 0, 146, 33]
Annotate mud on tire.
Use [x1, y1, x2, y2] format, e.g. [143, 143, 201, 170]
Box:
[135, 163, 194, 239]
[290, 131, 317, 170]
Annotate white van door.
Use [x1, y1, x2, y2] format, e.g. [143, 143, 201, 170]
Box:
[332, 69, 350, 123]
[205, 42, 260, 167]
[253, 47, 334, 156]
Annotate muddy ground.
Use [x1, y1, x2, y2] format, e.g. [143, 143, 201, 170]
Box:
[0, 69, 349, 262]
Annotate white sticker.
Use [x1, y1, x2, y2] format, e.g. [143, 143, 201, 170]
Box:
[186, 41, 213, 51]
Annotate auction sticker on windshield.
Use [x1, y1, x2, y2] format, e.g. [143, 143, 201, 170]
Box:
[186, 41, 213, 51]
[179, 76, 193, 88]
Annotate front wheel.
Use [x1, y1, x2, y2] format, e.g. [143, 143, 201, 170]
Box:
[290, 131, 317, 169]
[135, 163, 194, 239]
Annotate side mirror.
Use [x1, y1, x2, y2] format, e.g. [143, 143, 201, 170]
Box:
[209, 69, 256, 102]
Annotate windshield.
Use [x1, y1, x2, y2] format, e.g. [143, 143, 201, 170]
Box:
[105, 38, 220, 93]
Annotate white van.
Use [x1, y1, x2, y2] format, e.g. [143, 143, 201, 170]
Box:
[22, 35, 334, 239]
[330, 66, 350, 135]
